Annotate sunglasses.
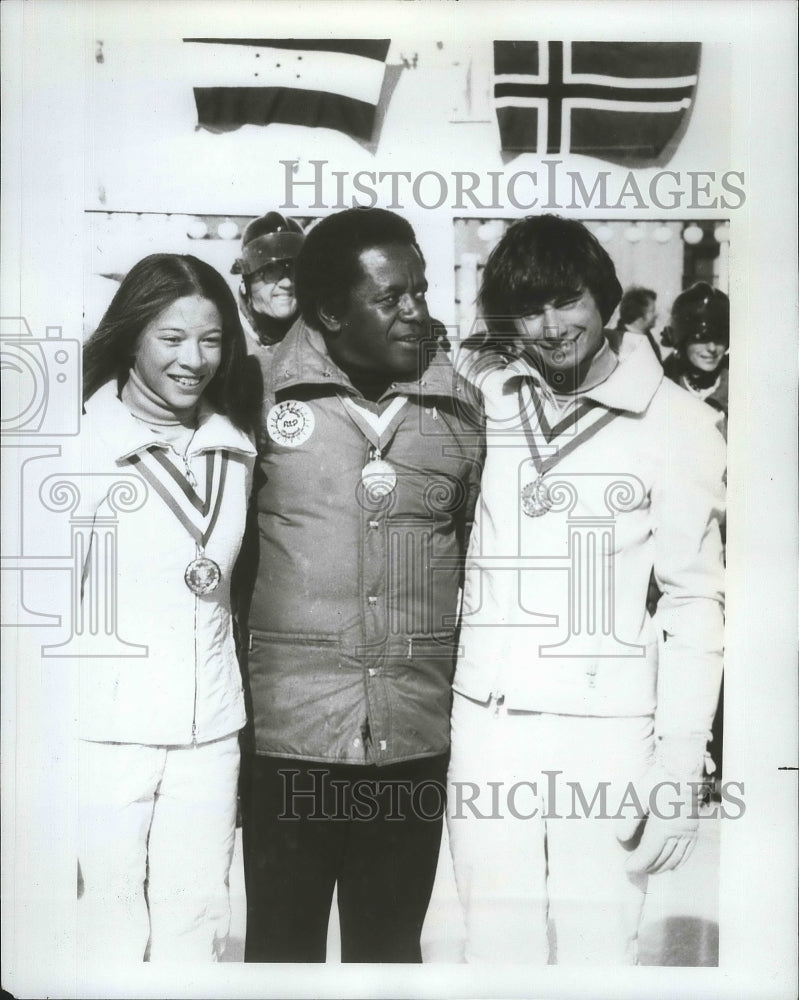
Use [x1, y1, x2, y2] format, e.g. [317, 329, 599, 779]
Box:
[250, 259, 294, 283]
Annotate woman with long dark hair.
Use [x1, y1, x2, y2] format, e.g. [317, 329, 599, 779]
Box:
[77, 254, 257, 962]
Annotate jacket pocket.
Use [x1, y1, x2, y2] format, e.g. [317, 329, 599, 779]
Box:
[244, 628, 363, 759]
[378, 634, 456, 756]
[390, 631, 457, 662]
[247, 627, 341, 649]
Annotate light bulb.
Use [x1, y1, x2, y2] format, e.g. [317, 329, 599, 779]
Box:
[187, 217, 208, 240]
[682, 224, 704, 245]
[217, 218, 240, 240]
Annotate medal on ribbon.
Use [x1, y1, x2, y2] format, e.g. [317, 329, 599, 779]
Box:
[338, 393, 409, 503]
[128, 446, 229, 594]
[517, 381, 619, 517]
[520, 476, 552, 517]
[184, 555, 222, 595]
[361, 455, 398, 500]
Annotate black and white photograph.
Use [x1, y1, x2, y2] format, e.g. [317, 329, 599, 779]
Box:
[1, 2, 796, 999]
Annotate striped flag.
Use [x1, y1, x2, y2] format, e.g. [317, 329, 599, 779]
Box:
[183, 39, 391, 143]
[494, 41, 700, 162]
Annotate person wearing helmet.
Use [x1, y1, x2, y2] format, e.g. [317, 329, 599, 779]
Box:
[232, 212, 305, 350]
[663, 282, 729, 434]
[662, 281, 730, 815]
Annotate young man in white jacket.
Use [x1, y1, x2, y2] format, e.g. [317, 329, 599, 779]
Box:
[447, 215, 726, 965]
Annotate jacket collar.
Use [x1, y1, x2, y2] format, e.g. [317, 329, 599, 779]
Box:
[268, 318, 462, 402]
[499, 332, 663, 415]
[85, 381, 256, 461]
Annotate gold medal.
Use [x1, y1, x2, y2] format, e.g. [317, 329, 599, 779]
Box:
[516, 382, 620, 519]
[337, 394, 408, 504]
[184, 555, 222, 595]
[361, 458, 397, 500]
[521, 476, 552, 517]
[129, 447, 230, 595]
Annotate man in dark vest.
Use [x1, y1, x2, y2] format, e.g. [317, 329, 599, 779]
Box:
[239, 207, 483, 963]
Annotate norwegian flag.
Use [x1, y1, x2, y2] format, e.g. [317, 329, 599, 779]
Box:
[494, 41, 701, 162]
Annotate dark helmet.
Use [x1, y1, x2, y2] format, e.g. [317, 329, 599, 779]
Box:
[669, 282, 730, 347]
[231, 212, 304, 276]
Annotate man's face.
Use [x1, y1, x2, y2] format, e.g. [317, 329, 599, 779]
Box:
[511, 288, 606, 386]
[323, 242, 431, 380]
[637, 298, 657, 334]
[248, 259, 297, 322]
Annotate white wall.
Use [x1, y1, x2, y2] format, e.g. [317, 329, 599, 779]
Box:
[80, 11, 732, 336]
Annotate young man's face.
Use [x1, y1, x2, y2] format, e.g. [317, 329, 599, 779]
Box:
[323, 242, 431, 380]
[511, 288, 606, 385]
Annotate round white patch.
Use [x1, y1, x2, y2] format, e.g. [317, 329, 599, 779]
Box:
[266, 400, 315, 447]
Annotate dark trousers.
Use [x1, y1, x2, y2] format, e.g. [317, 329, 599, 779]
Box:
[242, 753, 447, 963]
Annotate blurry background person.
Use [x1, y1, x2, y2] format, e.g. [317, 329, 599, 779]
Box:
[77, 254, 257, 962]
[608, 286, 659, 358]
[663, 282, 729, 436]
[232, 211, 305, 351]
[662, 281, 730, 787]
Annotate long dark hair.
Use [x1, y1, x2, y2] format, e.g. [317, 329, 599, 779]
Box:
[83, 253, 255, 431]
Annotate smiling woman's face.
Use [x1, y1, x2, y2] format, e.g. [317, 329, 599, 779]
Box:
[132, 295, 223, 416]
[685, 338, 728, 373]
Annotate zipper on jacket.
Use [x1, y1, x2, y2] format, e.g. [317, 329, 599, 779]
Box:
[192, 594, 199, 744]
[492, 691, 505, 717]
[407, 636, 413, 659]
